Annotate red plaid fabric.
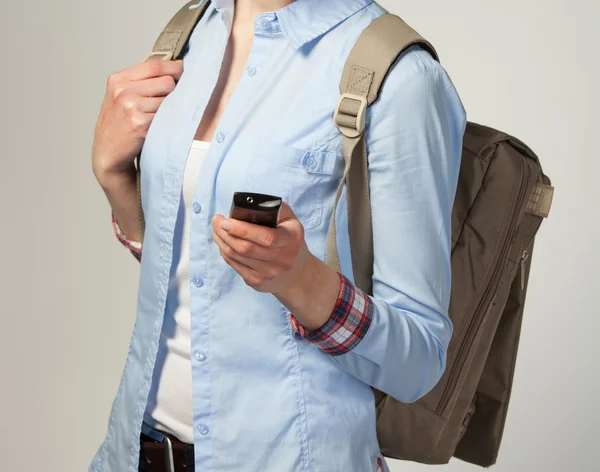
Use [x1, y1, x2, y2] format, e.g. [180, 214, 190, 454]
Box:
[290, 271, 374, 356]
[112, 212, 142, 262]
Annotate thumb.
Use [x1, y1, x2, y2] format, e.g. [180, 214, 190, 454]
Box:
[277, 200, 297, 224]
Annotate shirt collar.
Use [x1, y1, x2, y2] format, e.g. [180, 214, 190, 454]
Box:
[210, 0, 234, 13]
[208, 0, 374, 49]
[277, 0, 374, 49]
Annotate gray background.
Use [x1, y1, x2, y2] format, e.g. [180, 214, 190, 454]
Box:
[0, 0, 598, 471]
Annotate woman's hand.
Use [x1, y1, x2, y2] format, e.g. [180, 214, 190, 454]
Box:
[92, 59, 184, 183]
[212, 202, 341, 332]
[211, 202, 311, 296]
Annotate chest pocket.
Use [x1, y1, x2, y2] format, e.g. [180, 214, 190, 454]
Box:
[242, 138, 338, 230]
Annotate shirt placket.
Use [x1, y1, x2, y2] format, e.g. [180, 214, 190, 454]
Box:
[186, 10, 282, 471]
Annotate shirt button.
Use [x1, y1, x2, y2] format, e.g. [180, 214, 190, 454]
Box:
[247, 66, 257, 77]
[193, 277, 204, 288]
[306, 156, 317, 168]
[192, 202, 201, 213]
[198, 423, 210, 435]
[195, 351, 206, 361]
[260, 18, 270, 30]
[216, 132, 225, 143]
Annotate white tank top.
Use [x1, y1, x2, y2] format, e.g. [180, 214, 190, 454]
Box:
[143, 140, 210, 443]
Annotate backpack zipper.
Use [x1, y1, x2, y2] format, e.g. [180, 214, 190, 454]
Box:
[520, 250, 529, 290]
[436, 158, 530, 416]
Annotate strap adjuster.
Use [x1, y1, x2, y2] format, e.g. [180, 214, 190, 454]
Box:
[334, 92, 368, 138]
[143, 51, 174, 62]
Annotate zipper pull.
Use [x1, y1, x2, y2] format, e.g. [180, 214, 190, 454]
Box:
[520, 250, 529, 290]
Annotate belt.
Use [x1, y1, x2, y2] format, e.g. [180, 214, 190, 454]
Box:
[139, 423, 195, 472]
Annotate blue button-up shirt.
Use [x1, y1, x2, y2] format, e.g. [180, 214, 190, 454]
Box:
[89, 0, 466, 471]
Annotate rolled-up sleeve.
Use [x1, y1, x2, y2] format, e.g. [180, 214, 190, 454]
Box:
[112, 211, 142, 262]
[290, 271, 374, 355]
[322, 46, 466, 403]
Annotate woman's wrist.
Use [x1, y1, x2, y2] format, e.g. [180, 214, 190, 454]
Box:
[275, 254, 341, 332]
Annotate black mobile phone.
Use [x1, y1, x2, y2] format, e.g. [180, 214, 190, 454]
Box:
[229, 192, 282, 228]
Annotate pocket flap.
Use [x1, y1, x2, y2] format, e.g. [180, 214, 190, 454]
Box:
[256, 138, 337, 175]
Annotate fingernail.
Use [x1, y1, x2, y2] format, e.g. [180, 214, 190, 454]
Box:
[220, 220, 232, 231]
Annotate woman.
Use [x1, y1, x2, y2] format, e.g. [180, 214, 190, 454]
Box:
[90, 0, 466, 471]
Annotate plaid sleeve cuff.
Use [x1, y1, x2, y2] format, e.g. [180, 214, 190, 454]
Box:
[289, 272, 374, 356]
[112, 211, 142, 262]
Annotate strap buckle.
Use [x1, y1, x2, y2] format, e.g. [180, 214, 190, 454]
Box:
[143, 51, 174, 62]
[334, 92, 368, 138]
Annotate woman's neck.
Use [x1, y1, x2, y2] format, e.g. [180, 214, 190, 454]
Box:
[234, 0, 296, 18]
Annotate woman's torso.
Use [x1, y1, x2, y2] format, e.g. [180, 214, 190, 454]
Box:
[89, 1, 425, 471]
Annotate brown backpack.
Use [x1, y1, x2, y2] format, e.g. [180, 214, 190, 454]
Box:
[134, 2, 554, 467]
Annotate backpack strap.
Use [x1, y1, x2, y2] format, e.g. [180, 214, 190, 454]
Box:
[136, 0, 210, 245]
[144, 0, 210, 62]
[327, 14, 438, 294]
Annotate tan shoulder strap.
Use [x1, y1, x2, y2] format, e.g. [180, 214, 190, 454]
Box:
[144, 0, 210, 62]
[136, 0, 210, 245]
[327, 14, 439, 294]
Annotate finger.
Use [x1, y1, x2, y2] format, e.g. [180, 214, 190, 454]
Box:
[117, 93, 165, 113]
[212, 214, 284, 254]
[217, 217, 283, 249]
[213, 232, 259, 270]
[214, 224, 277, 263]
[137, 96, 166, 114]
[138, 113, 156, 133]
[131, 111, 153, 132]
[277, 201, 297, 224]
[220, 250, 260, 285]
[122, 59, 184, 82]
[134, 75, 177, 97]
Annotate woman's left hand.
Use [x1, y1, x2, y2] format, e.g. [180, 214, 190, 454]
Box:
[211, 202, 311, 297]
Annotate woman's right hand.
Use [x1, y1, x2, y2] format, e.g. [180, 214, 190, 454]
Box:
[92, 59, 184, 182]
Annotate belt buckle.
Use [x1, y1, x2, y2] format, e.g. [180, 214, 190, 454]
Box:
[141, 422, 176, 472]
[162, 436, 175, 472]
